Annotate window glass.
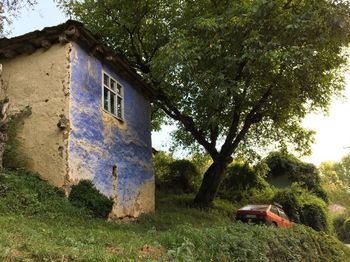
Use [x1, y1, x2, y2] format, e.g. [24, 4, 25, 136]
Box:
[103, 74, 109, 87]
[103, 87, 109, 111]
[279, 210, 289, 220]
[102, 71, 124, 120]
[110, 79, 116, 92]
[270, 206, 279, 216]
[117, 96, 122, 118]
[110, 93, 116, 115]
[117, 83, 122, 95]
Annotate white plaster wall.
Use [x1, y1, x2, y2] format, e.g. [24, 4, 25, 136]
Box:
[1, 44, 71, 187]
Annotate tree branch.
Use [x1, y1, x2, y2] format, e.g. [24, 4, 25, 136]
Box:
[221, 87, 273, 158]
[153, 86, 219, 159]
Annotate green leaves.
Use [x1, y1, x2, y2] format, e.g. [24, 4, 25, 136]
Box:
[60, 0, 350, 160]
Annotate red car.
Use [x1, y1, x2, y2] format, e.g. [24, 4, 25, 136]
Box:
[236, 204, 292, 228]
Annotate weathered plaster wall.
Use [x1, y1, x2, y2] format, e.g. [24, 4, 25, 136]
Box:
[69, 43, 154, 218]
[0, 44, 71, 186]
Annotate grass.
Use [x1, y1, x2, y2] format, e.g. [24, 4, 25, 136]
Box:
[0, 169, 350, 261]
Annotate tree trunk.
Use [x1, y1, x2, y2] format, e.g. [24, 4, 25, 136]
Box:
[0, 98, 9, 171]
[193, 159, 229, 208]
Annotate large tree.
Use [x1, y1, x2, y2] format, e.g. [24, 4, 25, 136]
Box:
[59, 0, 350, 207]
[0, 0, 37, 35]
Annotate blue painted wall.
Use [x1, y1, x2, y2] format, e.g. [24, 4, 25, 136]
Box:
[68, 43, 154, 214]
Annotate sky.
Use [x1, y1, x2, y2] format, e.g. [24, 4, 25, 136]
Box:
[8, 0, 350, 166]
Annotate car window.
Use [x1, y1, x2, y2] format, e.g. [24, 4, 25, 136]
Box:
[279, 210, 289, 220]
[270, 206, 279, 216]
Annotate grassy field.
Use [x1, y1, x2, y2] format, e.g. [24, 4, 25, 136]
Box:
[0, 169, 349, 261]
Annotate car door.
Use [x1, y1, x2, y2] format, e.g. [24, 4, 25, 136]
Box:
[277, 208, 290, 227]
[269, 206, 283, 227]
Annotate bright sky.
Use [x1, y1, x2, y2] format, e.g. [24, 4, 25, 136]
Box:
[9, 0, 350, 166]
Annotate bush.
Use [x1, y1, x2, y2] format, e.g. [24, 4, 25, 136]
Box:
[0, 169, 86, 218]
[68, 180, 113, 219]
[333, 214, 350, 243]
[166, 160, 202, 193]
[273, 189, 301, 223]
[153, 151, 174, 189]
[218, 161, 270, 202]
[273, 184, 330, 232]
[265, 151, 328, 202]
[301, 204, 328, 232]
[155, 155, 202, 193]
[343, 218, 350, 243]
[333, 215, 347, 241]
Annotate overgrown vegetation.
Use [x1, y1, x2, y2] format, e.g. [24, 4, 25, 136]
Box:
[320, 154, 350, 243]
[154, 151, 332, 234]
[68, 180, 113, 219]
[0, 169, 349, 261]
[3, 106, 32, 169]
[154, 152, 202, 193]
[272, 184, 330, 232]
[218, 161, 272, 203]
[266, 151, 328, 202]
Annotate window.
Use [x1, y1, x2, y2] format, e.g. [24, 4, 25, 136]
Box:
[102, 72, 123, 119]
[270, 206, 279, 216]
[278, 209, 289, 220]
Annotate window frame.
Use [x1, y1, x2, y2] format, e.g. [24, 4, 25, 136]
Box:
[101, 71, 124, 120]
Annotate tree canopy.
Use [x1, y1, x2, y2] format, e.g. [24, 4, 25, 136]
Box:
[59, 0, 350, 207]
[0, 0, 37, 35]
[320, 153, 350, 190]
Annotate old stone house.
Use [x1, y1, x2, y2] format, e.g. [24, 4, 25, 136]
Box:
[0, 20, 155, 219]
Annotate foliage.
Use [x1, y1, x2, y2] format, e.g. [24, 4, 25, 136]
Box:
[153, 152, 203, 193]
[266, 151, 328, 202]
[153, 151, 174, 189]
[1, 169, 350, 261]
[58, 0, 350, 207]
[301, 204, 328, 232]
[273, 189, 301, 222]
[0, 0, 37, 36]
[320, 154, 350, 191]
[218, 161, 272, 202]
[273, 183, 330, 232]
[0, 168, 87, 218]
[68, 180, 113, 219]
[333, 214, 350, 243]
[167, 160, 202, 193]
[3, 106, 32, 169]
[189, 152, 212, 175]
[155, 156, 202, 193]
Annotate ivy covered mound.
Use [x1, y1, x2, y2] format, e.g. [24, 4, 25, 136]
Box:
[0, 169, 349, 261]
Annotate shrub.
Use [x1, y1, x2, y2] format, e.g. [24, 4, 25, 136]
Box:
[0, 169, 85, 218]
[153, 151, 174, 189]
[166, 160, 202, 193]
[155, 155, 202, 193]
[333, 214, 348, 242]
[265, 151, 328, 202]
[301, 204, 328, 232]
[273, 189, 301, 223]
[218, 161, 270, 202]
[68, 180, 113, 219]
[343, 218, 350, 243]
[273, 184, 330, 232]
